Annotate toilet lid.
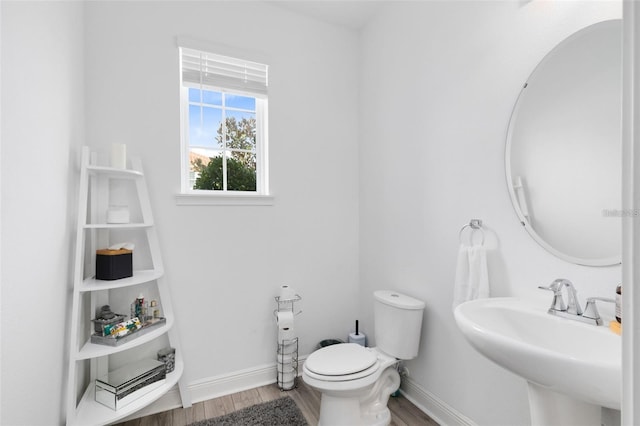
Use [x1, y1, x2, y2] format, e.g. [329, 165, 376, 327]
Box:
[305, 343, 377, 376]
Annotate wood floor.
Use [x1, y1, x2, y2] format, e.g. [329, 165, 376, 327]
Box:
[116, 380, 438, 426]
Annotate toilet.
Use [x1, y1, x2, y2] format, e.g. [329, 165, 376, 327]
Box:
[302, 290, 425, 426]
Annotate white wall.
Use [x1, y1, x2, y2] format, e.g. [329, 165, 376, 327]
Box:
[83, 0, 360, 385]
[1, 1, 84, 425]
[359, 1, 621, 425]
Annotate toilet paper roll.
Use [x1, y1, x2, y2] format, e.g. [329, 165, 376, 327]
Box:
[348, 332, 366, 347]
[277, 311, 294, 328]
[277, 370, 296, 383]
[278, 340, 298, 354]
[111, 143, 127, 169]
[278, 327, 295, 342]
[279, 285, 296, 301]
[277, 311, 295, 342]
[276, 354, 294, 367]
[278, 377, 295, 390]
[277, 362, 296, 374]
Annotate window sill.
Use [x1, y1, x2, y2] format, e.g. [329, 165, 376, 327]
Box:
[175, 192, 274, 206]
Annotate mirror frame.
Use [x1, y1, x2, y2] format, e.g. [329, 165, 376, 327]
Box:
[505, 19, 622, 267]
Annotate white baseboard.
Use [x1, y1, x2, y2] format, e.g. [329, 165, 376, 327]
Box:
[121, 356, 308, 421]
[400, 376, 476, 426]
[123, 357, 473, 426]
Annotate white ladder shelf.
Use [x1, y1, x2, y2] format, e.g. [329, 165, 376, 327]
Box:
[65, 146, 190, 426]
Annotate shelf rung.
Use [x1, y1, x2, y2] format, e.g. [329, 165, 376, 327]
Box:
[87, 165, 144, 178]
[83, 222, 153, 229]
[80, 269, 163, 292]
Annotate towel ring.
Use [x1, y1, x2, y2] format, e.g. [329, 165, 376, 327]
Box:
[459, 219, 485, 247]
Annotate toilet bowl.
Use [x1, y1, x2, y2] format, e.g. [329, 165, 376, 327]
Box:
[302, 290, 425, 426]
[303, 343, 400, 426]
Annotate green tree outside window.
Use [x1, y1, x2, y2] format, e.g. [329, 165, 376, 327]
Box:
[192, 116, 257, 191]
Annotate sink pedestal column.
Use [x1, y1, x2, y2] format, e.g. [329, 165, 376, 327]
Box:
[527, 382, 601, 426]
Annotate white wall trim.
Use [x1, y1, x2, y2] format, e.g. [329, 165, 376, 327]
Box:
[400, 376, 476, 426]
[120, 356, 308, 421]
[622, 2, 640, 424]
[175, 193, 275, 206]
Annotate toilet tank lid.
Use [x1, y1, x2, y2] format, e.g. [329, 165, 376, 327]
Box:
[374, 291, 425, 310]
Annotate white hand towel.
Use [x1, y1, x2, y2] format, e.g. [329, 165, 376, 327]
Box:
[453, 244, 490, 309]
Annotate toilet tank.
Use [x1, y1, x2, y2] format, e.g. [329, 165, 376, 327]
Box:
[374, 290, 425, 360]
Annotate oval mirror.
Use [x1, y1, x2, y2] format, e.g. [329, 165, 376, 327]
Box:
[505, 20, 622, 266]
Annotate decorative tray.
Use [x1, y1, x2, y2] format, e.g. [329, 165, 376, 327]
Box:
[91, 318, 166, 347]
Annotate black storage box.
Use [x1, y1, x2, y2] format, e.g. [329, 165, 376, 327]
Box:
[96, 249, 133, 280]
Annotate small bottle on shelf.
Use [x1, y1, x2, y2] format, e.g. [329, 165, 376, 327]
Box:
[615, 284, 622, 324]
[151, 300, 160, 319]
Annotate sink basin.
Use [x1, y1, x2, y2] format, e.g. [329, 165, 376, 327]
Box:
[454, 297, 621, 410]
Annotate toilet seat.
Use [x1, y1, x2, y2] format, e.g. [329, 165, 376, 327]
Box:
[304, 343, 380, 382]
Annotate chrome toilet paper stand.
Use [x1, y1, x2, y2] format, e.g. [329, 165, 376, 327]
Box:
[274, 294, 301, 391]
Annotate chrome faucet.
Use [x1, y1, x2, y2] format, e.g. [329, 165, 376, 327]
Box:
[582, 297, 616, 326]
[538, 279, 606, 325]
[538, 278, 582, 314]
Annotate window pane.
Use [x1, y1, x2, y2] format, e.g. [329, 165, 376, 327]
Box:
[190, 149, 223, 190]
[227, 152, 256, 191]
[188, 105, 203, 145]
[190, 106, 222, 148]
[188, 88, 201, 103]
[225, 111, 256, 151]
[203, 90, 222, 105]
[226, 94, 255, 110]
[202, 107, 222, 147]
[228, 149, 256, 171]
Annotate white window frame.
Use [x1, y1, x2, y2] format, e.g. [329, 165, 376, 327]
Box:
[176, 45, 272, 206]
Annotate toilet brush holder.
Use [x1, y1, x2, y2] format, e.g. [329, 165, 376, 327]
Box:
[348, 319, 366, 346]
[348, 332, 366, 346]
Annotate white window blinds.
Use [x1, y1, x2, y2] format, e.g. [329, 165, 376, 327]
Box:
[180, 47, 268, 96]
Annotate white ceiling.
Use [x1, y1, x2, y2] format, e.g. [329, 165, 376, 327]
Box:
[269, 1, 384, 30]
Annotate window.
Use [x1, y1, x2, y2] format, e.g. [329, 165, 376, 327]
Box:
[179, 47, 269, 197]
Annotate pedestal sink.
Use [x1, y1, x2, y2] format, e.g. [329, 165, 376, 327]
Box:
[454, 297, 621, 425]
